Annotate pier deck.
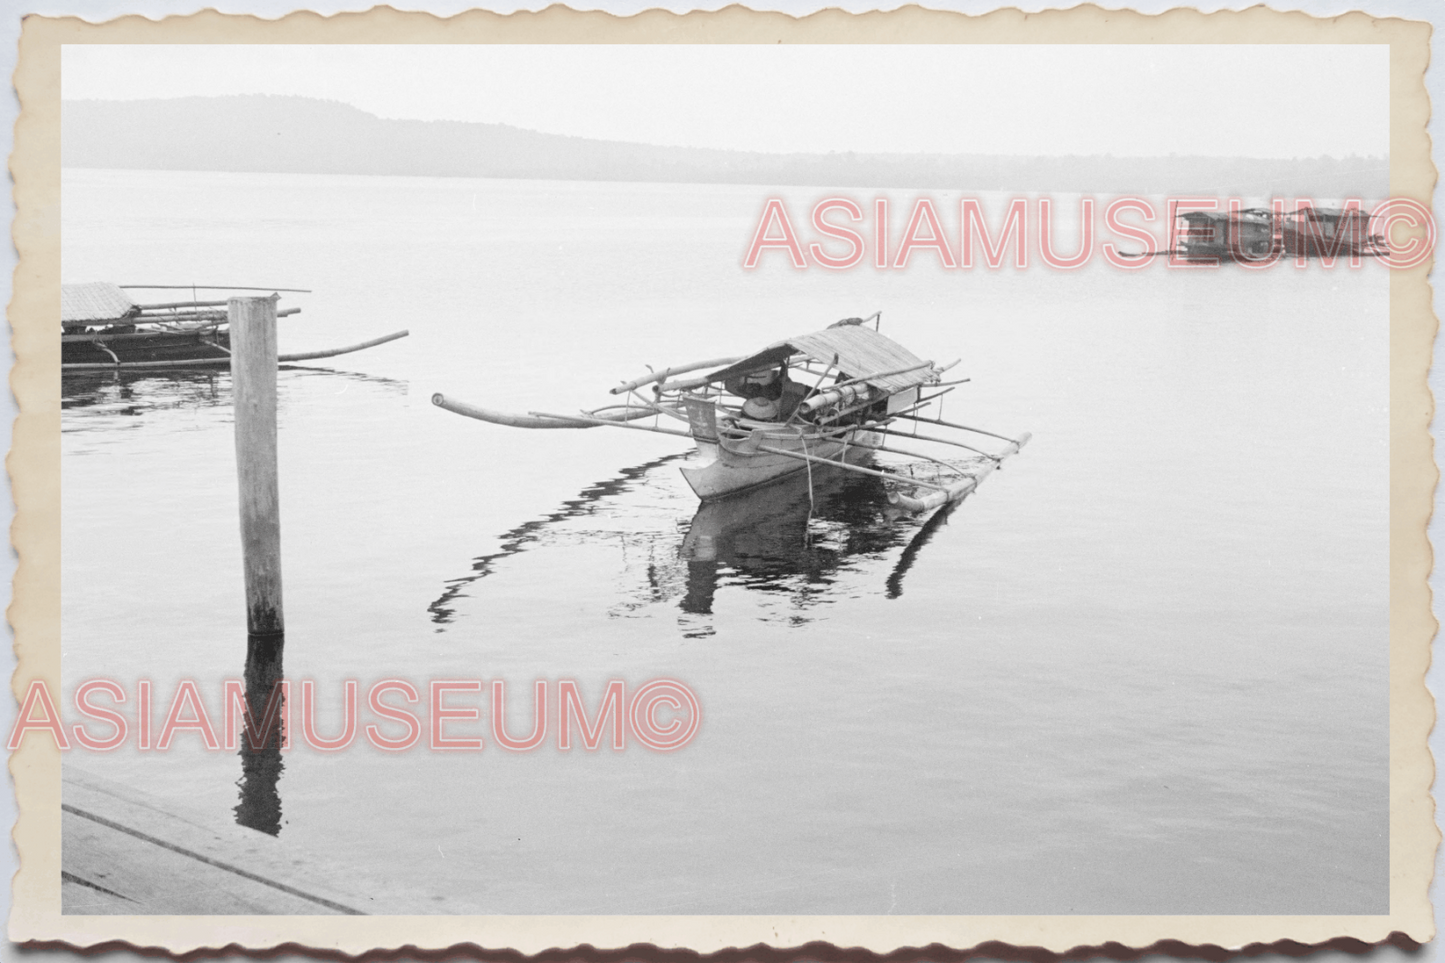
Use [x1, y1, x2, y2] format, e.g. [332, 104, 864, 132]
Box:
[61, 767, 426, 915]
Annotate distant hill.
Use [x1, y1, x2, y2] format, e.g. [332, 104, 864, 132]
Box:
[62, 96, 1389, 196]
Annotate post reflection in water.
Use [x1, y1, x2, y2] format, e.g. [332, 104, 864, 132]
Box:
[234, 632, 286, 836]
[433, 453, 977, 629]
[62, 367, 405, 837]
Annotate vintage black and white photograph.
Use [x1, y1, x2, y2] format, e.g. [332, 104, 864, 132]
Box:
[11, 12, 1433, 947]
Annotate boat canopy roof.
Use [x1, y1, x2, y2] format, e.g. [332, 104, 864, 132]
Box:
[1286, 207, 1370, 220]
[62, 282, 139, 327]
[706, 323, 936, 394]
[1178, 211, 1232, 223]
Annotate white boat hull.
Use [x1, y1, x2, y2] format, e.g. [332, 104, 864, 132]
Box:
[680, 426, 882, 500]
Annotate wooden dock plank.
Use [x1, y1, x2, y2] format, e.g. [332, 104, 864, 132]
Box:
[62, 809, 348, 915]
[61, 766, 441, 914]
[61, 872, 138, 913]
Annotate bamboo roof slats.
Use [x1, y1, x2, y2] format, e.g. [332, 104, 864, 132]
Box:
[705, 325, 936, 394]
[61, 282, 140, 327]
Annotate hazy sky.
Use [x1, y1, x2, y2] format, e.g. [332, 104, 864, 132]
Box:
[62, 44, 1389, 158]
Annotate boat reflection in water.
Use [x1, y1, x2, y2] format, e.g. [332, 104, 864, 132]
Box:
[433, 452, 974, 634]
[677, 465, 960, 618]
[61, 368, 233, 420]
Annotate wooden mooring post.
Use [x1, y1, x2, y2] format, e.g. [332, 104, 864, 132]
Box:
[229, 296, 284, 639]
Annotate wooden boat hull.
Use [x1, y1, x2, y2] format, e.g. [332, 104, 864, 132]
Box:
[680, 426, 882, 500]
[1280, 229, 1383, 258]
[62, 329, 231, 366]
[64, 330, 410, 372]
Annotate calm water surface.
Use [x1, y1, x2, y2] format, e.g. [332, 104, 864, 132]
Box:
[61, 169, 1388, 914]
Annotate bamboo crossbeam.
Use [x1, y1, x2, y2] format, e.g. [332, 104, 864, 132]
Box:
[621, 390, 691, 424]
[811, 359, 937, 396]
[873, 426, 996, 458]
[63, 357, 236, 371]
[63, 330, 225, 344]
[64, 307, 301, 332]
[813, 384, 954, 428]
[120, 285, 312, 292]
[136, 299, 230, 310]
[752, 443, 953, 493]
[894, 412, 1025, 445]
[610, 357, 743, 395]
[656, 371, 724, 394]
[842, 437, 968, 475]
[662, 357, 936, 397]
[137, 307, 301, 319]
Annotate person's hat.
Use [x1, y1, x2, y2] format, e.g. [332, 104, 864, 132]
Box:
[742, 397, 780, 421]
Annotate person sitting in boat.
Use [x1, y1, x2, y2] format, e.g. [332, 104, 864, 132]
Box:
[729, 365, 809, 422]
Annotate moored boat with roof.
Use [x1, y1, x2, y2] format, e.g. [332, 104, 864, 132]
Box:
[61, 281, 409, 371]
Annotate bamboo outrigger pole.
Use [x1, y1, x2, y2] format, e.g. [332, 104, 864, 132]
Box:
[528, 410, 693, 438]
[430, 393, 684, 433]
[610, 356, 743, 395]
[275, 330, 409, 362]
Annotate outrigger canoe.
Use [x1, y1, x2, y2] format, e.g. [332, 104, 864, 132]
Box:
[432, 314, 1029, 513]
[61, 282, 409, 371]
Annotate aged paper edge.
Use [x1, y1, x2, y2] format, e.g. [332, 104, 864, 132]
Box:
[7, 3, 1437, 954]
